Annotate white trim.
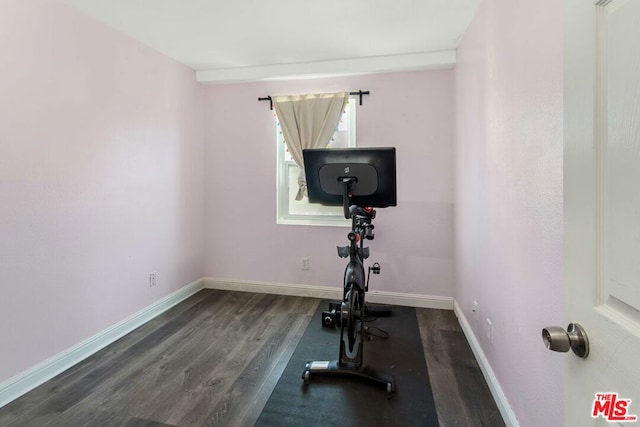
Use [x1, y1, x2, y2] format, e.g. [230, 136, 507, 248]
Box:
[453, 300, 520, 427]
[367, 289, 453, 310]
[203, 278, 453, 310]
[196, 50, 456, 84]
[204, 278, 343, 300]
[0, 279, 204, 409]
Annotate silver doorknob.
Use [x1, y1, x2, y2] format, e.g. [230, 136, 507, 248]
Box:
[541, 323, 589, 358]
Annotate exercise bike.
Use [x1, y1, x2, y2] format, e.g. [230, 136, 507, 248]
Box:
[301, 147, 397, 396]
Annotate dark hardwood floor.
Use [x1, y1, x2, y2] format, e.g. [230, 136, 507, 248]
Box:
[0, 290, 504, 427]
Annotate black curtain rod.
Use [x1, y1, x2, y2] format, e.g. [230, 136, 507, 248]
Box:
[258, 90, 370, 110]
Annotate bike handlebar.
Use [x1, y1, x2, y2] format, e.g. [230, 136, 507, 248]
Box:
[348, 205, 376, 220]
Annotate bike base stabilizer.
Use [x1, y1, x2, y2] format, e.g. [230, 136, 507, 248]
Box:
[302, 360, 395, 398]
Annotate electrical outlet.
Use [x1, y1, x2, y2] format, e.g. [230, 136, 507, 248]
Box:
[486, 317, 493, 343]
[301, 257, 309, 270]
[149, 272, 157, 287]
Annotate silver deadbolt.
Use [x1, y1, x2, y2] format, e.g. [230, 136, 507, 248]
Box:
[541, 323, 589, 358]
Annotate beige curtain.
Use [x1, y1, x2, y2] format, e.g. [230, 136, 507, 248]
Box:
[273, 92, 349, 200]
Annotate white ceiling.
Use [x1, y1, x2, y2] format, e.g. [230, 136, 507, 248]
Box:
[62, 0, 481, 84]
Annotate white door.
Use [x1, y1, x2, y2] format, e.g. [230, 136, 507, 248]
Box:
[564, 0, 640, 425]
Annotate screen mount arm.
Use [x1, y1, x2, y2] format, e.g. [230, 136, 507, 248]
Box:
[340, 177, 357, 219]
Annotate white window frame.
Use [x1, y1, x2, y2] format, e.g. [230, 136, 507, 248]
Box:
[276, 99, 357, 227]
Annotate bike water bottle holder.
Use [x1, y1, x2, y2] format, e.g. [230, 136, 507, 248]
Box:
[337, 246, 369, 259]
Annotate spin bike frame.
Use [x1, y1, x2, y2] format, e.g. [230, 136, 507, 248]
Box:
[302, 178, 395, 396]
[338, 205, 374, 366]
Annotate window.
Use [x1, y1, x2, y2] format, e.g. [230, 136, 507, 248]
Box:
[276, 99, 356, 226]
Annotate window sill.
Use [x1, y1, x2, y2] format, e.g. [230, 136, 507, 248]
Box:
[277, 215, 351, 227]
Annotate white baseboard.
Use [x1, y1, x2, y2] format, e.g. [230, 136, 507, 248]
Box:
[453, 300, 520, 427]
[367, 289, 453, 310]
[0, 279, 204, 409]
[203, 277, 454, 310]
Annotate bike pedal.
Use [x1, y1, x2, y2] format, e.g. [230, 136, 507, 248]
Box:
[371, 262, 381, 274]
[321, 311, 336, 328]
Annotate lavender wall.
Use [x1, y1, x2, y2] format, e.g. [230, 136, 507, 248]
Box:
[454, 0, 564, 425]
[0, 0, 205, 382]
[0, 0, 565, 421]
[203, 71, 454, 297]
